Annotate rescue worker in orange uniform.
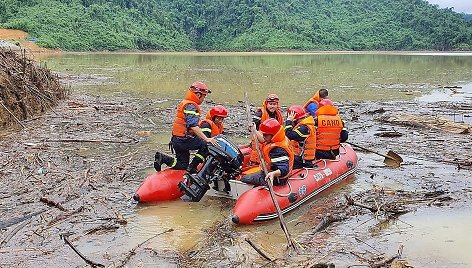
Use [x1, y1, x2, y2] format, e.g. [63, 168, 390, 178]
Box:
[284, 105, 316, 169]
[314, 99, 348, 160]
[249, 94, 284, 165]
[241, 118, 294, 187]
[187, 105, 229, 172]
[154, 82, 218, 172]
[304, 88, 328, 117]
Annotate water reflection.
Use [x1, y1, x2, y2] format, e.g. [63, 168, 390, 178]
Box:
[42, 52, 472, 105]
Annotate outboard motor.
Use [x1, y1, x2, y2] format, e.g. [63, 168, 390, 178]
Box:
[178, 135, 244, 202]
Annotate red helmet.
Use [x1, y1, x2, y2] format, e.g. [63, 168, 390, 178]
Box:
[190, 81, 211, 95]
[319, 99, 333, 107]
[287, 105, 307, 120]
[209, 105, 228, 118]
[265, 94, 279, 103]
[259, 118, 281, 136]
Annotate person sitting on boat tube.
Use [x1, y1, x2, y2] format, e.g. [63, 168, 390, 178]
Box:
[154, 81, 218, 173]
[284, 105, 316, 169]
[241, 118, 294, 187]
[249, 93, 284, 165]
[186, 105, 229, 172]
[314, 99, 349, 160]
[304, 88, 328, 117]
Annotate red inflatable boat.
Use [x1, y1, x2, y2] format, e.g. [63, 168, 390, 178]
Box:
[133, 136, 357, 225]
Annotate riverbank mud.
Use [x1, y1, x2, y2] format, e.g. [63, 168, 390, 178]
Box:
[1, 69, 471, 267]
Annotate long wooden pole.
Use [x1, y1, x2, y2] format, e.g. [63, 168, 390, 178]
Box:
[244, 92, 296, 250]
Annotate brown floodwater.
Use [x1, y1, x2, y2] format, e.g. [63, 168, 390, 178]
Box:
[35, 52, 472, 267]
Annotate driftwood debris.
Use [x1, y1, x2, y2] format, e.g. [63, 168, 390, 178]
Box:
[39, 197, 66, 211]
[381, 113, 471, 134]
[116, 228, 174, 268]
[312, 214, 347, 234]
[0, 48, 67, 127]
[245, 237, 272, 261]
[345, 194, 409, 215]
[61, 234, 105, 268]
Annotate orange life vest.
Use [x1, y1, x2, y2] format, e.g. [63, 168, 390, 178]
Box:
[250, 101, 284, 163]
[303, 90, 321, 110]
[171, 91, 202, 137]
[200, 118, 223, 137]
[261, 126, 294, 179]
[289, 116, 316, 161]
[315, 105, 342, 151]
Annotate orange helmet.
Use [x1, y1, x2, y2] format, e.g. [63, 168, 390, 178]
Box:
[287, 105, 307, 120]
[259, 118, 281, 136]
[190, 81, 211, 95]
[209, 105, 228, 118]
[319, 99, 333, 107]
[265, 94, 279, 103]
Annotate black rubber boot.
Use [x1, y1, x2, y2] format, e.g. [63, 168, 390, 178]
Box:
[154, 152, 162, 171]
[186, 157, 201, 174]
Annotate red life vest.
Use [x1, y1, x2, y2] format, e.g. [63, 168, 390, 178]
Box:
[289, 116, 316, 161]
[303, 90, 321, 110]
[200, 118, 223, 137]
[315, 105, 342, 151]
[171, 91, 202, 137]
[250, 101, 283, 163]
[261, 126, 294, 179]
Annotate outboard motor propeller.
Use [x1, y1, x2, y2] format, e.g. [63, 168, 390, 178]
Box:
[178, 135, 243, 202]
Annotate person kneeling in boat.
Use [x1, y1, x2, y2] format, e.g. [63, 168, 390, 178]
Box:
[304, 88, 329, 117]
[154, 82, 218, 173]
[187, 105, 229, 172]
[285, 105, 316, 169]
[241, 118, 294, 187]
[314, 99, 349, 160]
[248, 93, 284, 165]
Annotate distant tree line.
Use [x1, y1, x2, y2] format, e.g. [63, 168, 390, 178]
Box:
[1, 0, 471, 51]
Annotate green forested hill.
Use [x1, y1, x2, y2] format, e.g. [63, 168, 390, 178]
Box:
[1, 0, 471, 51]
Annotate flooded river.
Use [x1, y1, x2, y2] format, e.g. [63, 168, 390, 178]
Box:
[2, 52, 471, 267]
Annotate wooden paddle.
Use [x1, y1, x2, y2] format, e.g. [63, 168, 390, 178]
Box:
[347, 142, 403, 167]
[244, 92, 297, 250]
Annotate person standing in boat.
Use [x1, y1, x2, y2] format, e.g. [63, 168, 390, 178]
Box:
[314, 99, 348, 160]
[249, 94, 284, 165]
[284, 105, 316, 169]
[304, 88, 328, 117]
[154, 81, 218, 172]
[241, 118, 294, 187]
[186, 105, 229, 173]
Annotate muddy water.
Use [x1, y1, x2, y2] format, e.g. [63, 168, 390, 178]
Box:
[38, 52, 472, 267]
[44, 52, 472, 104]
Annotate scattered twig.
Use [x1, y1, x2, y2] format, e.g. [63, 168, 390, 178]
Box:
[0, 100, 26, 128]
[0, 218, 31, 248]
[345, 194, 409, 215]
[116, 228, 174, 268]
[61, 234, 105, 268]
[0, 210, 46, 230]
[245, 238, 272, 261]
[312, 214, 347, 234]
[40, 197, 66, 211]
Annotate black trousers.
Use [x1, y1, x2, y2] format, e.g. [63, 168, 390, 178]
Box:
[293, 155, 315, 169]
[171, 136, 207, 170]
[241, 171, 288, 187]
[315, 149, 340, 160]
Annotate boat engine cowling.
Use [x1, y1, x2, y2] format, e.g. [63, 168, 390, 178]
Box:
[178, 135, 244, 202]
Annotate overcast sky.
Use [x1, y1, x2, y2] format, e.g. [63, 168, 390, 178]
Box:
[427, 0, 472, 13]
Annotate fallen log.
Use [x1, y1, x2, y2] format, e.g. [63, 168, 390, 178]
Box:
[380, 113, 471, 134]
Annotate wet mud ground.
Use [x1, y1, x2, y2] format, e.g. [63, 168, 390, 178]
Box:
[1, 86, 471, 267]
